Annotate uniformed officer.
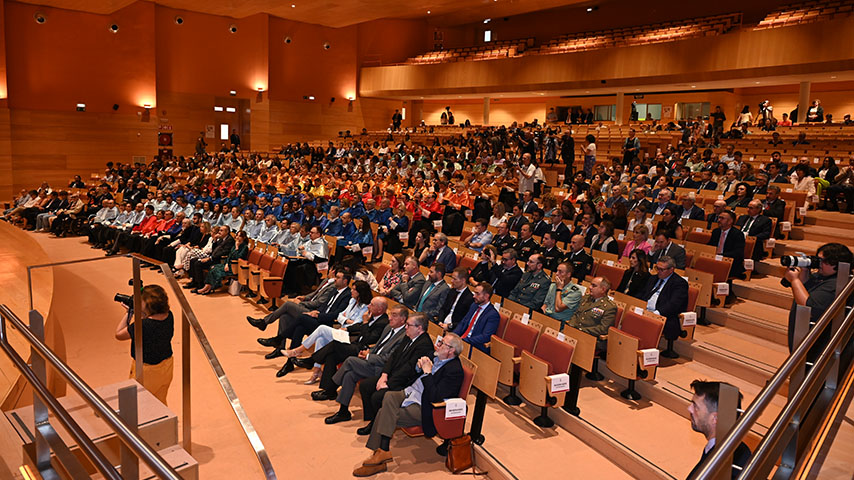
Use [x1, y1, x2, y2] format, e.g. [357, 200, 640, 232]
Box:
[514, 223, 540, 262]
[507, 254, 551, 311]
[543, 262, 583, 328]
[540, 232, 565, 271]
[566, 234, 594, 282]
[491, 221, 516, 254]
[566, 276, 617, 350]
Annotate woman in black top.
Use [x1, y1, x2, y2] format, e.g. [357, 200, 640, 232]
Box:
[726, 182, 753, 209]
[617, 249, 651, 300]
[590, 220, 619, 255]
[470, 245, 498, 285]
[655, 207, 684, 241]
[115, 284, 174, 405]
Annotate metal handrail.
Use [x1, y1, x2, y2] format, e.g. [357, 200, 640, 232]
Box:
[24, 253, 278, 479]
[0, 304, 181, 479]
[695, 270, 854, 479]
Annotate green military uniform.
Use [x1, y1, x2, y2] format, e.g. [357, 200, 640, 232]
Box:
[543, 281, 583, 325]
[567, 294, 617, 350]
[507, 270, 551, 310]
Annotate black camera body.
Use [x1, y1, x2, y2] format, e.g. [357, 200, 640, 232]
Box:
[115, 279, 143, 311]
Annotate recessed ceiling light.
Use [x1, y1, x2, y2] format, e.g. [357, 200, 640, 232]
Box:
[427, 10, 431, 14]
[291, 4, 296, 7]
[229, 90, 237, 95]
[755, 81, 761, 84]
[831, 75, 837, 79]
[691, 85, 696, 88]
[483, 18, 491, 24]
[308, 96, 315, 100]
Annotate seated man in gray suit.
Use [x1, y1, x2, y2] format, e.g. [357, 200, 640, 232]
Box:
[321, 307, 410, 424]
[412, 262, 451, 322]
[387, 256, 426, 307]
[649, 232, 687, 270]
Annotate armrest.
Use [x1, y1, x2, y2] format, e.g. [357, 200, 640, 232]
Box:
[512, 356, 522, 364]
[432, 401, 447, 408]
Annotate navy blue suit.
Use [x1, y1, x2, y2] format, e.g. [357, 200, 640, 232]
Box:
[422, 246, 457, 271]
[452, 303, 501, 353]
[420, 357, 464, 438]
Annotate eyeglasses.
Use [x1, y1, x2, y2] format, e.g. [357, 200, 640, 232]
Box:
[405, 322, 418, 327]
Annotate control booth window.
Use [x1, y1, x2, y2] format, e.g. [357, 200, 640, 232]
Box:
[594, 105, 616, 122]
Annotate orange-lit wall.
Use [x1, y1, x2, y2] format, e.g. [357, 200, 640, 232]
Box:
[358, 19, 429, 66]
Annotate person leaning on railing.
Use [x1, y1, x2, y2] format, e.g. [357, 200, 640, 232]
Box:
[115, 284, 174, 405]
[784, 242, 854, 363]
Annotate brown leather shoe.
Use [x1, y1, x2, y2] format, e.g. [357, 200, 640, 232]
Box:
[353, 462, 387, 477]
[362, 449, 393, 466]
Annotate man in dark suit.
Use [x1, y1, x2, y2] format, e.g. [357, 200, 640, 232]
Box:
[566, 234, 594, 282]
[708, 210, 746, 280]
[388, 256, 426, 307]
[290, 296, 389, 373]
[507, 205, 529, 233]
[686, 380, 752, 480]
[247, 264, 342, 332]
[412, 263, 451, 322]
[762, 185, 787, 225]
[418, 232, 456, 271]
[319, 305, 408, 416]
[356, 314, 435, 435]
[641, 255, 689, 358]
[262, 271, 354, 365]
[491, 221, 517, 254]
[650, 189, 678, 216]
[695, 170, 718, 192]
[488, 248, 523, 297]
[437, 268, 475, 331]
[451, 282, 500, 353]
[355, 333, 465, 476]
[519, 190, 537, 214]
[572, 213, 597, 247]
[626, 187, 652, 214]
[649, 232, 687, 270]
[736, 200, 773, 260]
[546, 211, 571, 243]
[677, 193, 706, 221]
[705, 200, 728, 230]
[514, 223, 540, 262]
[530, 208, 549, 238]
[673, 166, 698, 189]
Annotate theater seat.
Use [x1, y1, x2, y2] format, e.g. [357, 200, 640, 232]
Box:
[490, 319, 540, 405]
[606, 310, 664, 401]
[402, 359, 477, 439]
[260, 257, 289, 309]
[238, 247, 264, 288]
[518, 328, 575, 427]
[249, 252, 276, 298]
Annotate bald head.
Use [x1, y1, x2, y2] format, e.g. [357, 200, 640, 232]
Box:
[369, 296, 388, 317]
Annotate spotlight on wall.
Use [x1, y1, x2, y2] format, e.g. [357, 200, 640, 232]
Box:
[308, 96, 315, 101]
[108, 23, 119, 33]
[230, 90, 237, 96]
[174, 16, 184, 25]
[347, 96, 355, 101]
[284, 36, 292, 44]
[586, 6, 598, 13]
[330, 97, 336, 103]
[34, 13, 47, 24]
[112, 104, 119, 111]
[322, 42, 331, 50]
[76, 103, 86, 112]
[228, 24, 238, 33]
[143, 104, 151, 109]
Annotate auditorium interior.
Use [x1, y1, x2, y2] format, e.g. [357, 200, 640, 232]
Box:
[1, 0, 854, 478]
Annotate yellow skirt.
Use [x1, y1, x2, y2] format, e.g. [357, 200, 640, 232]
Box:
[129, 356, 174, 405]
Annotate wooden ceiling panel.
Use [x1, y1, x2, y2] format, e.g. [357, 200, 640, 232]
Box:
[17, 0, 590, 27]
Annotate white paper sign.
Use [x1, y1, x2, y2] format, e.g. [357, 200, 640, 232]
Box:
[465, 209, 472, 217]
[813, 157, 820, 164]
[316, 261, 329, 272]
[332, 328, 350, 344]
[715, 254, 723, 262]
[435, 334, 444, 347]
[714, 282, 730, 296]
[785, 188, 793, 193]
[717, 195, 724, 200]
[351, 244, 361, 252]
[453, 247, 459, 254]
[421, 208, 431, 217]
[433, 220, 443, 229]
[362, 246, 373, 256]
[798, 207, 807, 216]
[389, 220, 398, 229]
[633, 306, 645, 315]
[576, 284, 587, 295]
[750, 156, 755, 161]
[617, 233, 625, 240]
[493, 302, 501, 311]
[520, 313, 530, 325]
[781, 222, 792, 232]
[605, 260, 614, 266]
[682, 311, 697, 327]
[445, 398, 468, 419]
[744, 259, 754, 271]
[558, 174, 565, 182]
[399, 231, 409, 241]
[548, 373, 570, 394]
[641, 348, 659, 367]
[556, 332, 566, 342]
[765, 238, 776, 248]
[695, 227, 704, 232]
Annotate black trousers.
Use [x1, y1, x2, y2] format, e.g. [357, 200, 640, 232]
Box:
[277, 313, 321, 349]
[314, 341, 361, 392]
[358, 376, 390, 422]
[188, 257, 213, 287]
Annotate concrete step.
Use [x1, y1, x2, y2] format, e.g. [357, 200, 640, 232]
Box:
[756, 259, 788, 278]
[674, 325, 790, 388]
[803, 210, 854, 229]
[791, 225, 854, 245]
[92, 445, 199, 480]
[774, 239, 827, 257]
[5, 380, 179, 472]
[732, 276, 792, 309]
[703, 297, 790, 346]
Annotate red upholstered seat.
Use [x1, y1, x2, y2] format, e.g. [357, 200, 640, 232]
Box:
[403, 361, 476, 439]
[246, 248, 263, 267]
[502, 320, 539, 357]
[693, 256, 731, 282]
[530, 333, 574, 375]
[619, 311, 664, 350]
[257, 253, 275, 272]
[459, 255, 478, 272]
[496, 311, 509, 338]
[596, 263, 626, 290]
[374, 263, 389, 281]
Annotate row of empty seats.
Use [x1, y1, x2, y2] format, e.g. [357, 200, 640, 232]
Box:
[406, 38, 534, 65]
[755, 0, 854, 29]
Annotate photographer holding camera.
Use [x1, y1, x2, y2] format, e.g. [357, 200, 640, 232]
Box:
[784, 243, 853, 360]
[115, 284, 174, 404]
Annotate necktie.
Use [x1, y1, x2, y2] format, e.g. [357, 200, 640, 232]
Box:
[717, 230, 728, 254]
[417, 283, 436, 311]
[744, 217, 754, 233]
[325, 289, 342, 313]
[374, 329, 394, 354]
[462, 306, 483, 339]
